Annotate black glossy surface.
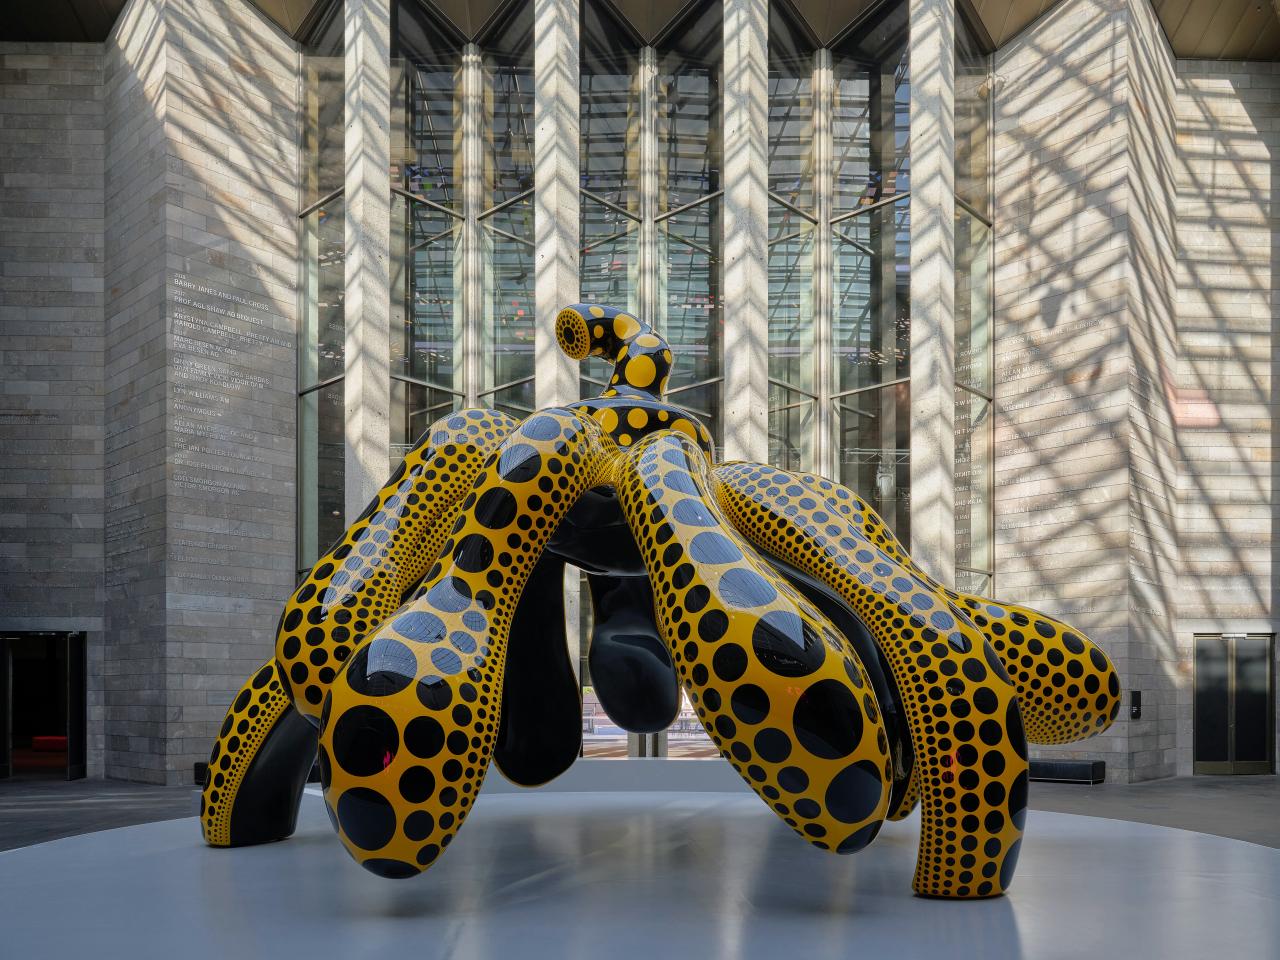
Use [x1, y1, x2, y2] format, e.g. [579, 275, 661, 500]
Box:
[765, 553, 915, 810]
[586, 575, 681, 734]
[546, 486, 646, 575]
[226, 703, 317, 847]
[494, 556, 583, 786]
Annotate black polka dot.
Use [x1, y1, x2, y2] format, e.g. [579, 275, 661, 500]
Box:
[416, 675, 452, 711]
[712, 644, 748, 683]
[337, 787, 396, 850]
[1008, 769, 1029, 830]
[751, 610, 826, 678]
[431, 648, 463, 674]
[793, 679, 864, 759]
[753, 727, 792, 763]
[346, 638, 415, 698]
[404, 811, 435, 841]
[698, 610, 729, 642]
[973, 687, 998, 714]
[391, 611, 447, 644]
[404, 715, 445, 758]
[399, 766, 436, 803]
[718, 568, 777, 608]
[362, 858, 418, 879]
[498, 443, 541, 482]
[689, 532, 742, 565]
[523, 415, 562, 441]
[454, 534, 494, 573]
[825, 760, 884, 824]
[730, 684, 770, 724]
[475, 488, 518, 529]
[778, 765, 809, 793]
[330, 706, 399, 777]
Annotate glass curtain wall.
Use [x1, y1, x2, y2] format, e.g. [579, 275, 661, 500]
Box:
[391, 0, 537, 465]
[954, 10, 994, 594]
[579, 0, 724, 447]
[298, 7, 346, 573]
[766, 0, 911, 541]
[578, 0, 724, 758]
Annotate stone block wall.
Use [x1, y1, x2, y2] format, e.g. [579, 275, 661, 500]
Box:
[993, 0, 1181, 781]
[0, 42, 107, 774]
[1174, 60, 1280, 774]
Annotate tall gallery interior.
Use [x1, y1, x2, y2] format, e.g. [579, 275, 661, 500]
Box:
[0, 0, 1278, 956]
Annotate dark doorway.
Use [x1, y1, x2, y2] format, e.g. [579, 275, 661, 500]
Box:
[1194, 633, 1275, 775]
[0, 633, 86, 780]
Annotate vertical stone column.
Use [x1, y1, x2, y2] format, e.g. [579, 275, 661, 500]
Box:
[812, 49, 834, 476]
[532, 0, 584, 688]
[721, 0, 769, 464]
[343, 0, 392, 519]
[637, 46, 659, 326]
[534, 0, 581, 408]
[908, 0, 955, 581]
[460, 44, 484, 407]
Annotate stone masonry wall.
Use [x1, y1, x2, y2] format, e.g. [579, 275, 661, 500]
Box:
[1175, 60, 1280, 774]
[99, 0, 299, 783]
[993, 0, 1182, 781]
[0, 42, 107, 775]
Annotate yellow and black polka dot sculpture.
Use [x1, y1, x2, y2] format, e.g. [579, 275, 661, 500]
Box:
[202, 303, 1120, 898]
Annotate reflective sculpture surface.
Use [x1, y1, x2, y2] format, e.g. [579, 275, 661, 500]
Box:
[202, 304, 1119, 898]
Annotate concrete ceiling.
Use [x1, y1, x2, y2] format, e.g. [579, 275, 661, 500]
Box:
[1, 0, 1277, 59]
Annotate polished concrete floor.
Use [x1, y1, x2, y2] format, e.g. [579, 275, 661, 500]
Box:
[0, 776, 196, 851]
[2, 767, 1279, 849]
[0, 789, 1277, 959]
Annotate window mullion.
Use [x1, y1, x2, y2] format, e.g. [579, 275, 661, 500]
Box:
[460, 43, 484, 407]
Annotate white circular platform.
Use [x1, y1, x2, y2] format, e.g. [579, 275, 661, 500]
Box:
[1, 790, 1276, 959]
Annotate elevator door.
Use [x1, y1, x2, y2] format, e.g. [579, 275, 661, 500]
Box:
[1194, 633, 1275, 775]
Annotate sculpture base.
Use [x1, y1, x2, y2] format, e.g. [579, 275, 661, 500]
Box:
[0, 790, 1275, 958]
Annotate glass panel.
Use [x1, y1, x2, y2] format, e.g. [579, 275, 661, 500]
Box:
[657, 0, 722, 209]
[836, 381, 910, 542]
[581, 0, 640, 212]
[661, 195, 722, 449]
[1235, 634, 1272, 763]
[480, 197, 535, 417]
[298, 384, 346, 570]
[769, 216, 815, 470]
[393, 194, 461, 388]
[955, 209, 991, 394]
[391, 378, 461, 466]
[394, 0, 462, 209]
[955, 388, 993, 577]
[483, 3, 535, 207]
[833, 196, 909, 394]
[480, 7, 536, 417]
[1195, 635, 1231, 763]
[832, 1, 910, 212]
[768, 3, 815, 211]
[955, 10, 992, 221]
[300, 196, 345, 388]
[301, 7, 344, 209]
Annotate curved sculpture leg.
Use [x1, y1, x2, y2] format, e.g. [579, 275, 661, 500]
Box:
[615, 433, 892, 853]
[586, 574, 680, 734]
[201, 661, 317, 846]
[951, 596, 1121, 744]
[317, 410, 614, 878]
[276, 408, 518, 720]
[713, 463, 1029, 898]
[493, 554, 583, 786]
[779, 471, 1122, 746]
